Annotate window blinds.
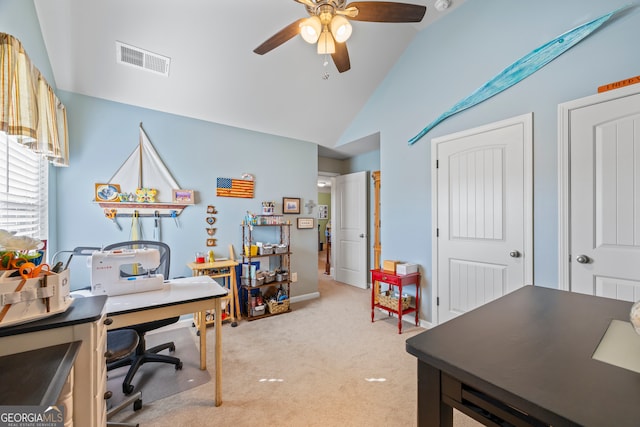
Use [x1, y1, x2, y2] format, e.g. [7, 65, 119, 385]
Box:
[0, 131, 48, 240]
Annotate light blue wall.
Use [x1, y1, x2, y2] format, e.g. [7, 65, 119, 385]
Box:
[338, 0, 640, 322]
[55, 92, 319, 296]
[1, 0, 319, 298]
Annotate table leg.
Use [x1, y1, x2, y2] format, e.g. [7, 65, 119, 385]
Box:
[371, 278, 376, 323]
[417, 361, 452, 427]
[415, 281, 420, 326]
[198, 311, 206, 370]
[231, 269, 241, 320]
[398, 283, 403, 334]
[214, 298, 222, 406]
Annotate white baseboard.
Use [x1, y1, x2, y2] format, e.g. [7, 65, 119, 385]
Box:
[291, 291, 320, 304]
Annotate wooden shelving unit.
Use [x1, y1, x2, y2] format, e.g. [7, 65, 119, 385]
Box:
[241, 217, 292, 320]
[187, 259, 239, 331]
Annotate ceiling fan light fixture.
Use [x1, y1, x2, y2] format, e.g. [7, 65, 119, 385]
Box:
[330, 15, 352, 43]
[317, 30, 335, 55]
[300, 16, 322, 44]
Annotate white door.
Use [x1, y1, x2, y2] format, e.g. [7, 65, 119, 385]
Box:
[433, 114, 533, 324]
[334, 171, 368, 288]
[559, 86, 640, 300]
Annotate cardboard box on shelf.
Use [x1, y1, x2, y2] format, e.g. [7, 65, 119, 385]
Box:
[382, 260, 400, 272]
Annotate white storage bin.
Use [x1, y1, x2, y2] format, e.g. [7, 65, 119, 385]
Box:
[396, 263, 418, 275]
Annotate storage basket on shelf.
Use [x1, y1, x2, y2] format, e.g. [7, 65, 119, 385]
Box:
[274, 244, 288, 254]
[258, 245, 274, 255]
[264, 271, 276, 283]
[378, 291, 411, 311]
[244, 245, 258, 256]
[267, 298, 289, 314]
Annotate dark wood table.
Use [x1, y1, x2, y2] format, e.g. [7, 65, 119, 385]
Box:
[406, 285, 640, 427]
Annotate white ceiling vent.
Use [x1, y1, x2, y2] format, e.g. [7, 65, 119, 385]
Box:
[115, 41, 170, 77]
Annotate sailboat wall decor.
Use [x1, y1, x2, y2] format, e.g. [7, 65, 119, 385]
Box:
[94, 123, 192, 217]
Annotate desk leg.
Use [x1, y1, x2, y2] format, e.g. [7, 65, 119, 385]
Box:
[231, 268, 241, 320]
[198, 311, 206, 370]
[214, 298, 222, 406]
[417, 361, 452, 427]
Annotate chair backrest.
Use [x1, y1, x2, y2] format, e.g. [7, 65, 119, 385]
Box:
[103, 240, 171, 279]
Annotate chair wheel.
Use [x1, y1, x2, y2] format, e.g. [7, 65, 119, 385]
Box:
[196, 330, 200, 336]
[123, 383, 135, 395]
[169, 343, 176, 352]
[176, 362, 183, 370]
[133, 399, 142, 411]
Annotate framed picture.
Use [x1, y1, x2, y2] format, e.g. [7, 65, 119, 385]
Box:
[318, 205, 328, 219]
[297, 217, 314, 229]
[95, 183, 121, 202]
[206, 238, 217, 247]
[283, 197, 300, 214]
[172, 189, 195, 204]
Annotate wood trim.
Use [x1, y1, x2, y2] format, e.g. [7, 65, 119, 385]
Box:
[372, 171, 381, 270]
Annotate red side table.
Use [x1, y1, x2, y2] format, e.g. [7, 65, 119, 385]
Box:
[371, 269, 420, 334]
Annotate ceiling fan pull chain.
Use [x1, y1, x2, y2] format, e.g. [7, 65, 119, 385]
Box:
[321, 54, 330, 80]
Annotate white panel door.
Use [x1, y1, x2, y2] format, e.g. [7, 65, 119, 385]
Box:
[567, 89, 640, 299]
[334, 171, 368, 288]
[433, 114, 533, 324]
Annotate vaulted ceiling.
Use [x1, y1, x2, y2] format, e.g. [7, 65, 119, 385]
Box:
[34, 0, 464, 157]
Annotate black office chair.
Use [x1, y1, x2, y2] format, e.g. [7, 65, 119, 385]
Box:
[103, 240, 183, 395]
[106, 329, 142, 427]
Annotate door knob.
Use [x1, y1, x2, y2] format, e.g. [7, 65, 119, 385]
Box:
[359, 234, 365, 238]
[576, 255, 590, 264]
[509, 250, 520, 258]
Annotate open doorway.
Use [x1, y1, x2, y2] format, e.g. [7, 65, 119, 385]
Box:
[317, 172, 337, 277]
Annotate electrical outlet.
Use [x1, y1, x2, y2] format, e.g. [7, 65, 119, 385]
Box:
[291, 272, 298, 282]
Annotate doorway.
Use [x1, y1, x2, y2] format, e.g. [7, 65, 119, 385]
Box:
[559, 84, 640, 299]
[432, 113, 534, 324]
[317, 172, 335, 276]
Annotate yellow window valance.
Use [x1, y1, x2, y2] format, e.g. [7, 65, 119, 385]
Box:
[0, 33, 69, 166]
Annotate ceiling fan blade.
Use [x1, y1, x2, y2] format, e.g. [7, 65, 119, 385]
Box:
[254, 18, 306, 55]
[345, 2, 427, 22]
[332, 42, 351, 73]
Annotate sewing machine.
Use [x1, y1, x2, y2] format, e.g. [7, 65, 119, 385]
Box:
[90, 248, 165, 296]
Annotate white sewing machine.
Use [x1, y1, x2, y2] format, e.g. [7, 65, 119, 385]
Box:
[90, 248, 165, 296]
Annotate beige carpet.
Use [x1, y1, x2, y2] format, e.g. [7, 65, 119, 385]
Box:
[109, 251, 481, 426]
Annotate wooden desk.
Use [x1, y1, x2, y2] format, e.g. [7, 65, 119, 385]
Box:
[105, 276, 228, 406]
[187, 260, 239, 326]
[406, 286, 640, 426]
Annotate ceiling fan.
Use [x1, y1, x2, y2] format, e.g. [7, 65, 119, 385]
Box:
[253, 0, 427, 73]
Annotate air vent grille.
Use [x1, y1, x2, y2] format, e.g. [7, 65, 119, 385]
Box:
[116, 41, 170, 77]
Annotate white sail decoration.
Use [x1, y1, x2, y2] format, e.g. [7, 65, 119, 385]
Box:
[95, 124, 189, 225]
[109, 124, 179, 199]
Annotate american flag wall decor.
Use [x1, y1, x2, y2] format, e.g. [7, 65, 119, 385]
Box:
[216, 177, 254, 198]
